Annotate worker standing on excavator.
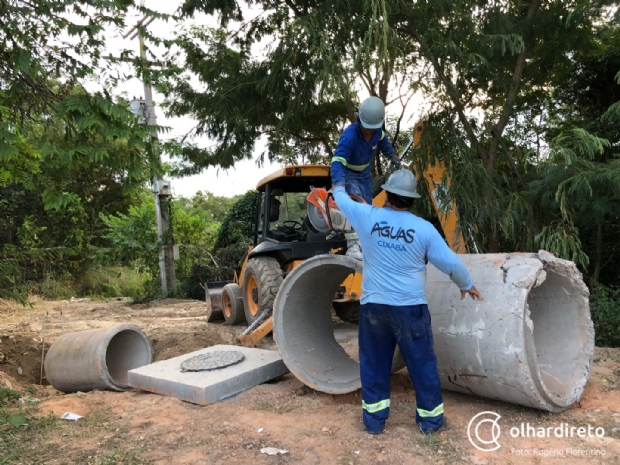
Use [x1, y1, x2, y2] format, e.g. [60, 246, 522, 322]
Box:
[331, 96, 402, 261]
[332, 169, 483, 435]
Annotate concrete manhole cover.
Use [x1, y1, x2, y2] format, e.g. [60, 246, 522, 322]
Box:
[180, 351, 245, 372]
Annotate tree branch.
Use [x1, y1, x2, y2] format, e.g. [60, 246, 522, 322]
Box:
[341, 84, 357, 123]
[495, 132, 527, 190]
[394, 89, 415, 149]
[283, 0, 302, 17]
[321, 138, 334, 158]
[487, 0, 541, 169]
[400, 21, 487, 163]
[358, 67, 375, 95]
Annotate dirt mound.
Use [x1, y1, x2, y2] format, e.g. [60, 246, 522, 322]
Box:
[149, 323, 237, 361]
[0, 334, 48, 385]
[0, 371, 22, 392]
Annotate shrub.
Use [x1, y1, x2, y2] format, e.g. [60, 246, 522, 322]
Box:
[590, 284, 620, 348]
[214, 190, 258, 250]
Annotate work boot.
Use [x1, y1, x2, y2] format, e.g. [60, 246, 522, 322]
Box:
[346, 239, 363, 261]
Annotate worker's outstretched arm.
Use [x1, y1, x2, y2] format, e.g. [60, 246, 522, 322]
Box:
[331, 130, 354, 187]
[332, 185, 371, 232]
[426, 228, 474, 292]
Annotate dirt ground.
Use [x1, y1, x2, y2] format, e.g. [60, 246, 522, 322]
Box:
[0, 297, 619, 464]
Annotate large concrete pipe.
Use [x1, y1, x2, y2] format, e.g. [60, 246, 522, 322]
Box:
[273, 255, 404, 394]
[273, 251, 594, 412]
[44, 324, 152, 393]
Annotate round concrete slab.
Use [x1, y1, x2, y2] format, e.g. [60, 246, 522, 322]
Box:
[180, 350, 245, 372]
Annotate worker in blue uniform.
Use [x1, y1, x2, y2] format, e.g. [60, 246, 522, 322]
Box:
[332, 169, 484, 434]
[331, 96, 402, 260]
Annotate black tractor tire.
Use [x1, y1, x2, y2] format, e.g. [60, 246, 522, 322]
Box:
[222, 283, 246, 325]
[243, 257, 283, 325]
[334, 301, 360, 325]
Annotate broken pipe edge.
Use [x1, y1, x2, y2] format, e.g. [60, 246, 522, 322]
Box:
[523, 251, 594, 411]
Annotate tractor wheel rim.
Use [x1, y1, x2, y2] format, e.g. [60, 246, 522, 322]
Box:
[246, 276, 259, 316]
[223, 292, 232, 318]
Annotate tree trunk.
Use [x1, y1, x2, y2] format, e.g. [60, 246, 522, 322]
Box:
[343, 92, 356, 124]
[487, 228, 501, 253]
[593, 220, 603, 283]
[371, 149, 383, 179]
[483, 152, 501, 252]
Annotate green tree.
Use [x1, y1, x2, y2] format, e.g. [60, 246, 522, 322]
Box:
[168, 0, 619, 261]
[156, 0, 423, 174]
[214, 190, 258, 250]
[190, 191, 239, 223]
[0, 1, 168, 174]
[100, 192, 226, 300]
[0, 116, 156, 305]
[0, 2, 172, 303]
[534, 27, 620, 284]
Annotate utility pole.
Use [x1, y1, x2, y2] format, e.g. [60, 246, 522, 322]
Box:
[124, 16, 176, 295]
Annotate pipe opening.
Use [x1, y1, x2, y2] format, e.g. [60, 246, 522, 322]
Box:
[527, 268, 590, 404]
[105, 329, 152, 387]
[275, 255, 404, 394]
[278, 262, 360, 393]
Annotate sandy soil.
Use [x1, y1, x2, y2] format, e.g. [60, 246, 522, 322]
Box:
[0, 297, 619, 464]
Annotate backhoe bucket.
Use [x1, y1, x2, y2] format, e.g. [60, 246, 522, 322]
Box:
[204, 281, 232, 321]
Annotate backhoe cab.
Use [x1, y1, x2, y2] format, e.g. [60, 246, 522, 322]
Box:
[250, 165, 347, 270]
[207, 165, 359, 338]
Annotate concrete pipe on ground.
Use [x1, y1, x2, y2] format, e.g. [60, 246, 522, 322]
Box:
[44, 324, 152, 393]
[273, 252, 594, 412]
[273, 255, 405, 394]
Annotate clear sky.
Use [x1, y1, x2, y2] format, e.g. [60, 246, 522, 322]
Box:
[97, 1, 423, 199]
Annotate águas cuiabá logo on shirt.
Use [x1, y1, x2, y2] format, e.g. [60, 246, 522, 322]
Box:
[371, 221, 415, 251]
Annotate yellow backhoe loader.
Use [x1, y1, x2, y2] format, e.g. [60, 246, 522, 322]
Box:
[206, 123, 468, 346]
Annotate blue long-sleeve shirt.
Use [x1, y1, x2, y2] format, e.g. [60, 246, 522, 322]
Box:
[331, 123, 396, 185]
[333, 186, 473, 305]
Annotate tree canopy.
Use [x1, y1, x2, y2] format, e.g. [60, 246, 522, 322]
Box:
[158, 0, 620, 279]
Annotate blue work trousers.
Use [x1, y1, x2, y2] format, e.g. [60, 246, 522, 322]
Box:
[343, 169, 372, 205]
[359, 302, 444, 434]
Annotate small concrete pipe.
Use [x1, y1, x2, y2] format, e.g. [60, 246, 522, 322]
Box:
[273, 252, 594, 412]
[44, 324, 152, 393]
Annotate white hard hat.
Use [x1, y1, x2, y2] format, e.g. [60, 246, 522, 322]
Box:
[381, 169, 422, 198]
[358, 96, 385, 129]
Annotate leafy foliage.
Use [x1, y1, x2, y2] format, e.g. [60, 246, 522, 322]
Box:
[187, 191, 238, 223]
[590, 285, 620, 347]
[183, 190, 259, 300]
[214, 190, 258, 250]
[99, 191, 240, 300]
[168, 0, 620, 267]
[0, 1, 166, 304]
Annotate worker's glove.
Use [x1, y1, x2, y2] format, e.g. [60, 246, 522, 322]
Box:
[389, 154, 402, 170]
